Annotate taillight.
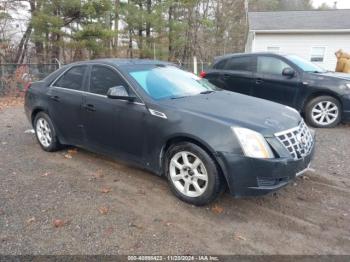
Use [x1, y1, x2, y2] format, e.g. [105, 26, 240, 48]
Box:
[24, 82, 32, 92]
[199, 71, 207, 78]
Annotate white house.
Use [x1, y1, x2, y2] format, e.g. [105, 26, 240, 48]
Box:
[245, 9, 350, 71]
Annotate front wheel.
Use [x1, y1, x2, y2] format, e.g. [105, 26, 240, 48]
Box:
[164, 142, 224, 206]
[304, 96, 341, 128]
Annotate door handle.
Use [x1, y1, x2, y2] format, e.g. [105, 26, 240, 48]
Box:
[83, 104, 96, 112]
[256, 78, 263, 85]
[223, 74, 230, 79]
[49, 95, 60, 102]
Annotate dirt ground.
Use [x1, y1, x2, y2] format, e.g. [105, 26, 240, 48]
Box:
[0, 105, 349, 255]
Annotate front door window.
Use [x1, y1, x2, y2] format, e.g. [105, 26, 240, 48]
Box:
[257, 57, 289, 75]
[89, 65, 128, 96]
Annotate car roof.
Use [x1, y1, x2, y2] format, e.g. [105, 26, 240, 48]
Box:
[66, 58, 172, 68]
[43, 58, 174, 84]
[214, 52, 288, 61]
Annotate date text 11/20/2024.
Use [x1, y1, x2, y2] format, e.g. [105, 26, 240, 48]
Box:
[127, 255, 219, 261]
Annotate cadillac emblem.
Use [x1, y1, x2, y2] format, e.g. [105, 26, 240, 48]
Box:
[297, 133, 307, 149]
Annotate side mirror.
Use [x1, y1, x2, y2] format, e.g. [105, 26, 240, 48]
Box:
[107, 86, 136, 102]
[282, 67, 295, 78]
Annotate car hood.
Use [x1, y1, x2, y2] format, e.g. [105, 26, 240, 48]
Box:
[161, 91, 301, 136]
[314, 71, 350, 81]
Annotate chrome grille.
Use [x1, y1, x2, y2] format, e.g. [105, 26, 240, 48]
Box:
[275, 120, 314, 160]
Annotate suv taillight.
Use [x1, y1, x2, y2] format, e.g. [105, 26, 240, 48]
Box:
[199, 71, 207, 78]
[24, 82, 32, 92]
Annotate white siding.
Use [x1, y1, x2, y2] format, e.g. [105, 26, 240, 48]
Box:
[251, 33, 350, 71]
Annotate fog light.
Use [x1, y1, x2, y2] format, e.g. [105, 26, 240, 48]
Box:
[257, 177, 288, 187]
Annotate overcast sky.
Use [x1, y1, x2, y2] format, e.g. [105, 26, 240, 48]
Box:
[313, 0, 350, 8]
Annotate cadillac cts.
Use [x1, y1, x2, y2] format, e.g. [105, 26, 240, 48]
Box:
[24, 59, 315, 205]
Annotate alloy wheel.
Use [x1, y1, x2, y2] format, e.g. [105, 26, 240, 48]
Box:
[36, 118, 52, 148]
[311, 101, 339, 126]
[169, 151, 208, 198]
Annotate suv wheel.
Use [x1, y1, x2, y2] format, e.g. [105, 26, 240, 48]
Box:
[164, 142, 224, 206]
[305, 96, 341, 128]
[34, 112, 61, 152]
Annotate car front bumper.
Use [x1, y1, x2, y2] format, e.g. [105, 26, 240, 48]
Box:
[216, 144, 315, 197]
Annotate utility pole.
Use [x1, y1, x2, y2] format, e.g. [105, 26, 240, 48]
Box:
[193, 56, 197, 75]
[244, 0, 249, 53]
[153, 42, 156, 60]
[244, 0, 249, 25]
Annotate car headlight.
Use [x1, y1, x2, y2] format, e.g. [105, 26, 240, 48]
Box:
[232, 127, 274, 159]
[346, 83, 350, 89]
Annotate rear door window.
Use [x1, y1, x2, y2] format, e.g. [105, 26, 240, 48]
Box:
[224, 56, 254, 72]
[54, 66, 87, 90]
[213, 59, 228, 69]
[257, 56, 289, 75]
[89, 65, 128, 96]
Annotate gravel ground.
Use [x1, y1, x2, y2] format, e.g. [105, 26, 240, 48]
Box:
[0, 105, 349, 255]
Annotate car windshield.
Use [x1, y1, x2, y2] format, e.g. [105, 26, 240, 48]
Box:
[127, 65, 219, 100]
[286, 55, 327, 73]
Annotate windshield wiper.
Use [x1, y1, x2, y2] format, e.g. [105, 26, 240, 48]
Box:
[170, 96, 188, 100]
[307, 70, 325, 74]
[200, 90, 215, 94]
[170, 91, 214, 99]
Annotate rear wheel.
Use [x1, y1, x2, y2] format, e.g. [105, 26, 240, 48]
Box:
[34, 112, 61, 152]
[305, 96, 341, 128]
[164, 142, 224, 206]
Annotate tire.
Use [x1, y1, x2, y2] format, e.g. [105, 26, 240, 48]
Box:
[164, 142, 224, 206]
[34, 112, 61, 152]
[304, 96, 341, 128]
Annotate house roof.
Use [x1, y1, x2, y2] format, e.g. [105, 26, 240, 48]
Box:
[249, 10, 350, 32]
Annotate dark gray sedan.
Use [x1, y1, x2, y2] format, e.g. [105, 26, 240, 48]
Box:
[24, 59, 315, 205]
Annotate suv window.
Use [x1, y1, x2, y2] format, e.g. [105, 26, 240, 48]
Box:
[257, 56, 289, 75]
[224, 56, 253, 72]
[90, 65, 128, 96]
[213, 59, 228, 69]
[54, 66, 87, 90]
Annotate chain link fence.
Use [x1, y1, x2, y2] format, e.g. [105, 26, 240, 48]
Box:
[0, 63, 60, 95]
[177, 61, 212, 74]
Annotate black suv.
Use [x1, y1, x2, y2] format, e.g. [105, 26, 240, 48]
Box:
[203, 53, 350, 128]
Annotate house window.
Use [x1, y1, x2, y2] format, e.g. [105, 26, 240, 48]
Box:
[267, 46, 280, 53]
[310, 47, 326, 62]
